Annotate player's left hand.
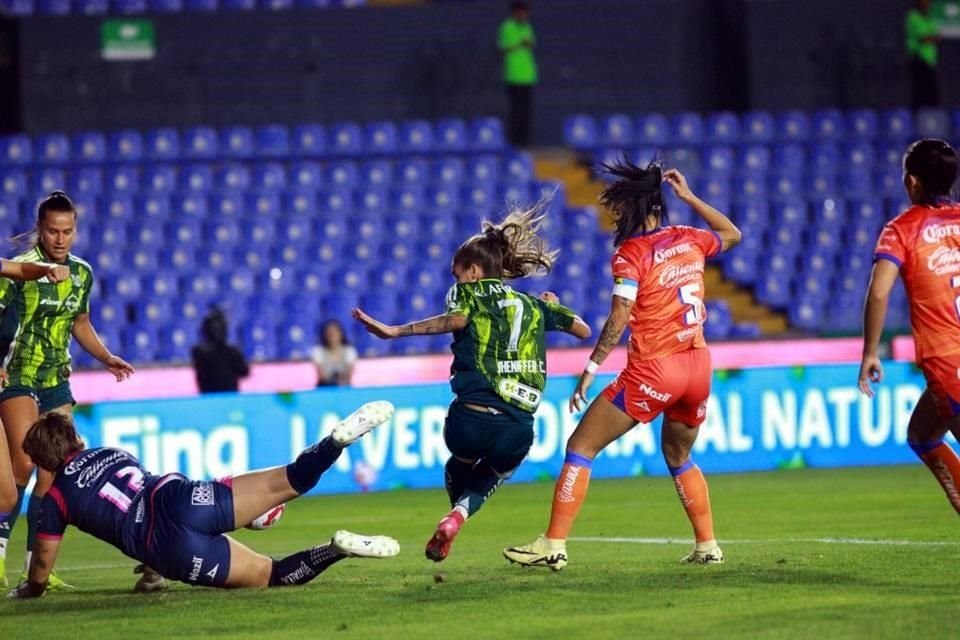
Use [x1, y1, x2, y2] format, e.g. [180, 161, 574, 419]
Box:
[858, 354, 883, 398]
[663, 168, 695, 202]
[539, 291, 559, 304]
[104, 354, 135, 382]
[569, 370, 595, 413]
[352, 308, 400, 339]
[7, 581, 45, 599]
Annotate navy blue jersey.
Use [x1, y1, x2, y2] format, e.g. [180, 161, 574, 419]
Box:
[38, 447, 165, 561]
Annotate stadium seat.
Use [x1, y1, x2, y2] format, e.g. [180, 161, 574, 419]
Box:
[466, 155, 499, 185]
[435, 119, 468, 153]
[636, 113, 670, 146]
[287, 189, 317, 216]
[145, 127, 180, 160]
[741, 111, 775, 143]
[504, 152, 534, 183]
[113, 0, 147, 13]
[599, 114, 634, 148]
[105, 165, 139, 193]
[34, 133, 69, 165]
[318, 189, 351, 215]
[291, 161, 324, 190]
[104, 194, 134, 220]
[470, 117, 505, 151]
[72, 131, 106, 164]
[37, 0, 71, 14]
[253, 162, 287, 192]
[34, 167, 66, 194]
[704, 300, 734, 339]
[365, 121, 398, 155]
[172, 192, 208, 217]
[811, 198, 845, 225]
[812, 109, 845, 141]
[181, 164, 214, 192]
[210, 191, 244, 217]
[880, 108, 914, 140]
[292, 124, 326, 157]
[915, 108, 950, 138]
[704, 146, 735, 174]
[324, 161, 358, 189]
[671, 112, 704, 145]
[789, 297, 826, 332]
[0, 169, 27, 197]
[845, 109, 878, 140]
[330, 122, 363, 155]
[221, 126, 254, 159]
[138, 193, 171, 219]
[775, 110, 810, 142]
[217, 163, 251, 191]
[399, 120, 433, 154]
[706, 111, 740, 144]
[182, 126, 219, 159]
[563, 114, 597, 150]
[769, 172, 802, 202]
[68, 167, 104, 195]
[261, 0, 293, 10]
[432, 157, 464, 185]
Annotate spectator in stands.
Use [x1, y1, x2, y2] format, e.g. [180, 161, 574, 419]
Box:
[311, 320, 357, 387]
[192, 308, 250, 394]
[906, 0, 941, 109]
[498, 1, 538, 147]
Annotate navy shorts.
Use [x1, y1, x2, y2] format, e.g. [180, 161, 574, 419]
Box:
[444, 401, 534, 475]
[0, 381, 75, 413]
[143, 476, 236, 588]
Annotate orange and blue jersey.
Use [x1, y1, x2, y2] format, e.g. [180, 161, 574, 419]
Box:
[611, 225, 722, 363]
[874, 201, 960, 363]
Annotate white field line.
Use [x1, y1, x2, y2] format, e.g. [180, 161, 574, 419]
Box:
[570, 536, 960, 547]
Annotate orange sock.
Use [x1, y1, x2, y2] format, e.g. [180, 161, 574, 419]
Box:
[911, 440, 960, 514]
[670, 461, 715, 544]
[545, 453, 593, 541]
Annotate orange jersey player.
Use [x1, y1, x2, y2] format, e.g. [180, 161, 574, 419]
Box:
[504, 159, 741, 571]
[860, 138, 960, 516]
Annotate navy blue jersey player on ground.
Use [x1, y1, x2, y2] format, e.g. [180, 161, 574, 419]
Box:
[7, 401, 399, 597]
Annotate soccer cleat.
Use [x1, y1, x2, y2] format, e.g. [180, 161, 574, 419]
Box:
[680, 545, 725, 565]
[331, 401, 395, 447]
[133, 564, 168, 593]
[331, 530, 400, 559]
[424, 511, 465, 563]
[20, 570, 75, 591]
[503, 535, 568, 571]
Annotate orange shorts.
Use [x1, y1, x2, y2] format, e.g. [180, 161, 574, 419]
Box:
[601, 347, 712, 426]
[920, 355, 960, 418]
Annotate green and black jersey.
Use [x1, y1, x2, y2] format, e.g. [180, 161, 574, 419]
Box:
[445, 279, 576, 415]
[0, 248, 94, 389]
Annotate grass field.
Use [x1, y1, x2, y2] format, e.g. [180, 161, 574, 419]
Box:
[1, 465, 958, 639]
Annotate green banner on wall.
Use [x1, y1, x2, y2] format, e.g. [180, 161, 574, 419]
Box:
[101, 19, 155, 61]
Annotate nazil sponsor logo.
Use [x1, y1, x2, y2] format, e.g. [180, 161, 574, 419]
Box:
[927, 246, 960, 275]
[188, 556, 204, 582]
[639, 383, 672, 403]
[922, 223, 960, 244]
[654, 243, 693, 265]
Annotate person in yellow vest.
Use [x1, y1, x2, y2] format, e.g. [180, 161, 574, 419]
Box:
[498, 1, 538, 147]
[906, 0, 941, 109]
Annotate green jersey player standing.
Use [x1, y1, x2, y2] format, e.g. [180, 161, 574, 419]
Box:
[0, 191, 135, 591]
[353, 207, 591, 562]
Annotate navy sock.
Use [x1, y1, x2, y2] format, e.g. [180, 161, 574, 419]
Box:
[444, 457, 473, 507]
[268, 544, 345, 587]
[0, 485, 26, 557]
[455, 460, 505, 518]
[26, 491, 43, 553]
[285, 437, 342, 495]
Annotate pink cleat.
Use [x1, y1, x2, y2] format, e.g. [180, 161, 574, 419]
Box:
[425, 510, 465, 562]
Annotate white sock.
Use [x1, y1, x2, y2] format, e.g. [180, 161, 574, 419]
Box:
[695, 539, 718, 552]
[544, 536, 566, 549]
[0, 538, 7, 559]
[22, 551, 31, 574]
[452, 505, 469, 520]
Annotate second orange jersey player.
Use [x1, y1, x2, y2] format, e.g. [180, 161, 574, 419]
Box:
[504, 159, 741, 570]
[860, 138, 960, 517]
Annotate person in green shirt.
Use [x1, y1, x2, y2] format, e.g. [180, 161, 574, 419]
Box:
[906, 0, 941, 109]
[0, 191, 135, 591]
[353, 205, 591, 562]
[498, 1, 538, 147]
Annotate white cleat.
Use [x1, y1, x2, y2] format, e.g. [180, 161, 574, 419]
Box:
[331, 530, 400, 559]
[681, 546, 725, 565]
[503, 535, 568, 571]
[331, 401, 395, 446]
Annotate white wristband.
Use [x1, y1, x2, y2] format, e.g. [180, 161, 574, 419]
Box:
[585, 360, 599, 374]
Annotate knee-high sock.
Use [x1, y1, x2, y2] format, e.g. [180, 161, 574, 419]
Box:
[286, 437, 342, 495]
[454, 460, 504, 518]
[0, 485, 25, 559]
[670, 460, 716, 545]
[268, 544, 346, 587]
[545, 452, 593, 541]
[25, 490, 43, 553]
[444, 457, 473, 508]
[910, 439, 960, 514]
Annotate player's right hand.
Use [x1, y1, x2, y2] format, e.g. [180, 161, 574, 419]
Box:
[352, 308, 400, 339]
[569, 370, 595, 413]
[857, 354, 883, 398]
[45, 265, 70, 283]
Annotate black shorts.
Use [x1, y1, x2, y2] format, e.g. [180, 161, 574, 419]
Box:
[444, 401, 534, 474]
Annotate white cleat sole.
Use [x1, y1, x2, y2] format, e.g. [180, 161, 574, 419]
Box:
[331, 401, 395, 446]
[332, 530, 400, 559]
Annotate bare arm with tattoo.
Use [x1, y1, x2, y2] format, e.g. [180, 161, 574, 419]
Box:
[8, 537, 59, 598]
[569, 295, 635, 412]
[353, 308, 468, 339]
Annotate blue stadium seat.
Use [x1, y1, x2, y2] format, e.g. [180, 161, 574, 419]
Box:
[812, 109, 844, 141]
[113, 0, 147, 14]
[75, 0, 109, 12]
[723, 251, 759, 285]
[631, 147, 658, 168]
[72, 131, 106, 164]
[217, 163, 251, 191]
[37, 0, 71, 14]
[498, 182, 531, 206]
[789, 297, 825, 332]
[459, 184, 491, 210]
[470, 117, 505, 151]
[844, 221, 879, 252]
[916, 108, 950, 138]
[704, 300, 734, 339]
[845, 109, 878, 140]
[132, 218, 164, 246]
[843, 171, 873, 198]
[261, 0, 293, 10]
[359, 160, 392, 188]
[274, 216, 311, 246]
[355, 188, 387, 214]
[432, 157, 464, 185]
[242, 321, 278, 363]
[318, 189, 351, 215]
[426, 184, 460, 213]
[210, 191, 244, 217]
[171, 192, 208, 217]
[0, 197, 20, 227]
[504, 152, 534, 183]
[811, 198, 845, 225]
[168, 218, 203, 244]
[325, 161, 358, 189]
[636, 113, 670, 145]
[182, 126, 219, 159]
[34, 133, 69, 165]
[0, 169, 27, 197]
[149, 0, 183, 11]
[135, 299, 174, 325]
[665, 148, 700, 176]
[235, 246, 266, 270]
[69, 167, 104, 195]
[807, 172, 839, 200]
[106, 274, 143, 301]
[157, 323, 195, 362]
[384, 215, 420, 243]
[200, 247, 233, 272]
[742, 111, 775, 143]
[420, 214, 455, 243]
[772, 144, 805, 172]
[180, 163, 214, 192]
[253, 162, 287, 192]
[700, 175, 731, 202]
[671, 112, 704, 145]
[141, 164, 177, 193]
[137, 193, 171, 219]
[182, 273, 221, 301]
[0, 0, 32, 16]
[769, 172, 802, 202]
[849, 198, 884, 227]
[756, 272, 791, 308]
[599, 114, 634, 148]
[123, 327, 159, 363]
[845, 141, 875, 171]
[330, 122, 363, 155]
[703, 146, 735, 174]
[732, 201, 769, 230]
[706, 111, 740, 144]
[365, 121, 398, 155]
[244, 216, 275, 245]
[881, 108, 914, 140]
[206, 218, 242, 246]
[92, 249, 123, 275]
[806, 225, 841, 253]
[159, 245, 196, 271]
[398, 120, 433, 155]
[292, 124, 326, 157]
[284, 189, 315, 216]
[221, 126, 254, 159]
[809, 142, 840, 172]
[145, 127, 180, 160]
[291, 161, 323, 190]
[104, 194, 134, 220]
[563, 114, 597, 150]
[466, 155, 499, 185]
[775, 110, 810, 142]
[105, 165, 139, 193]
[875, 167, 903, 198]
[435, 119, 468, 153]
[395, 158, 429, 185]
[387, 185, 421, 214]
[34, 167, 66, 194]
[728, 173, 764, 202]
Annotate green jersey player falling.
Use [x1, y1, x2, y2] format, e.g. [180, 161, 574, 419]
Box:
[354, 208, 591, 561]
